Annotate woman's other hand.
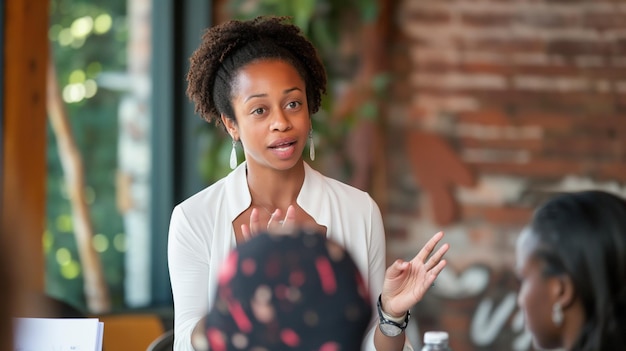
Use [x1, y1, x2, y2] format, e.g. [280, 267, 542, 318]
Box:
[191, 316, 208, 351]
[240, 205, 297, 241]
[380, 231, 449, 317]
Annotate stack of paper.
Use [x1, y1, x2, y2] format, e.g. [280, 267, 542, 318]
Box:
[13, 317, 104, 351]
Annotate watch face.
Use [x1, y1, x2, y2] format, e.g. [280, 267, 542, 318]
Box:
[379, 322, 403, 337]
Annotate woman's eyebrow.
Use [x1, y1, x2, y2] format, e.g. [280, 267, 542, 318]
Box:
[244, 93, 267, 102]
[283, 87, 302, 94]
[243, 87, 302, 102]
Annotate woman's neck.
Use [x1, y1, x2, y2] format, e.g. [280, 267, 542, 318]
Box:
[245, 160, 305, 211]
[562, 300, 585, 351]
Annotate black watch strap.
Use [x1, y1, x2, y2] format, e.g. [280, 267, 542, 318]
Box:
[377, 294, 410, 335]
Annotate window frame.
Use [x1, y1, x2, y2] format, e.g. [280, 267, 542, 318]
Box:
[150, 0, 213, 306]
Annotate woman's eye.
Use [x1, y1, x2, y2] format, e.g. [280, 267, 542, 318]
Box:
[252, 108, 265, 115]
[286, 101, 301, 109]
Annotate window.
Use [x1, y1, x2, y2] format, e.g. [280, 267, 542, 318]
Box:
[46, 0, 213, 314]
[47, 0, 154, 312]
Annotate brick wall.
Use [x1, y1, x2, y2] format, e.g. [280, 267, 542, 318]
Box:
[386, 1, 626, 350]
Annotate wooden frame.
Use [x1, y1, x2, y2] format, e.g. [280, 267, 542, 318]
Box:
[1, 0, 49, 299]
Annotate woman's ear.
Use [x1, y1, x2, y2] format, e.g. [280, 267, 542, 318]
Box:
[553, 275, 576, 309]
[221, 114, 238, 140]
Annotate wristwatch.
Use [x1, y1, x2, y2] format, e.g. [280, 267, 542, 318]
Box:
[377, 294, 410, 337]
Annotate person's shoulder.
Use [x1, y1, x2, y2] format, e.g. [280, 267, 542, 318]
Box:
[314, 171, 374, 202]
[177, 176, 229, 210]
[169, 177, 230, 231]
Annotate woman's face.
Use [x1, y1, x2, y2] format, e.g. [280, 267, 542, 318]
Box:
[515, 228, 562, 350]
[225, 59, 310, 171]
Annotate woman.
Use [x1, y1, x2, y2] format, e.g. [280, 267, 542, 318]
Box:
[168, 16, 448, 351]
[516, 190, 626, 350]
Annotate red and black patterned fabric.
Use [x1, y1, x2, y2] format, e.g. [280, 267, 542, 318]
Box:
[205, 229, 372, 351]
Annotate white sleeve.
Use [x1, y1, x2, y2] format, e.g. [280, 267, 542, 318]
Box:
[362, 197, 415, 351]
[168, 205, 210, 351]
[362, 196, 387, 351]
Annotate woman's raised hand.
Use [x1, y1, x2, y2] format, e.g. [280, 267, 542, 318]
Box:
[241, 205, 297, 241]
[380, 231, 449, 317]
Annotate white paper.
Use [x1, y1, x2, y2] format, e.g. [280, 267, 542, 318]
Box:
[13, 317, 104, 351]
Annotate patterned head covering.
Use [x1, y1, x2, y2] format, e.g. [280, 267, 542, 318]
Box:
[205, 229, 372, 351]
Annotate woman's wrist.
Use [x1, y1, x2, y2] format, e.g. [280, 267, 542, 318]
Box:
[191, 317, 208, 351]
[379, 294, 408, 320]
[380, 306, 408, 323]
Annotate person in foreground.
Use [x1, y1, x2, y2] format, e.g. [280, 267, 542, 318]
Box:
[168, 16, 448, 351]
[193, 228, 373, 351]
[515, 190, 626, 351]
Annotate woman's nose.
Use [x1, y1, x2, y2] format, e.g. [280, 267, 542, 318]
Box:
[270, 110, 291, 131]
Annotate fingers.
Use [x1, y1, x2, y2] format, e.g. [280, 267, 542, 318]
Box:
[429, 259, 447, 278]
[424, 243, 449, 271]
[414, 231, 445, 263]
[242, 208, 263, 242]
[384, 259, 409, 280]
[249, 207, 262, 234]
[266, 208, 282, 231]
[268, 205, 298, 235]
[241, 224, 252, 242]
[380, 233, 449, 314]
[423, 242, 449, 288]
[246, 205, 299, 239]
[424, 259, 447, 287]
[283, 205, 296, 226]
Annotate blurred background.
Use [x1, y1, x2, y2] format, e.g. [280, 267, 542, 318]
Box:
[3, 0, 626, 350]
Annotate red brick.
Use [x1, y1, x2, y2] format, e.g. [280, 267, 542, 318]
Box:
[459, 138, 544, 152]
[539, 137, 625, 159]
[467, 159, 582, 178]
[457, 109, 510, 125]
[597, 163, 626, 180]
[562, 118, 626, 132]
[515, 114, 626, 134]
[407, 10, 451, 23]
[512, 113, 580, 132]
[460, 205, 533, 225]
[461, 13, 517, 26]
[415, 61, 626, 79]
[469, 159, 626, 181]
[461, 38, 547, 53]
[584, 13, 626, 30]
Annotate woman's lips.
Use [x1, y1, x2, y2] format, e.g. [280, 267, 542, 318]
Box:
[268, 138, 297, 159]
[268, 138, 297, 148]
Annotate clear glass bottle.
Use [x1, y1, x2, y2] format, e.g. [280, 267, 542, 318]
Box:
[420, 331, 452, 351]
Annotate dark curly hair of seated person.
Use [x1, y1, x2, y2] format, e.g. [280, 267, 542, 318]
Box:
[186, 16, 327, 127]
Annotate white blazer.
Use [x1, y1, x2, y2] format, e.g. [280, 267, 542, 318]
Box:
[168, 162, 386, 351]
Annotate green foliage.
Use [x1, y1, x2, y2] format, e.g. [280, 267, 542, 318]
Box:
[46, 0, 127, 311]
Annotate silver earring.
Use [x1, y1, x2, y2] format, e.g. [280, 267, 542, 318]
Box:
[552, 302, 563, 327]
[230, 139, 238, 170]
[309, 129, 315, 161]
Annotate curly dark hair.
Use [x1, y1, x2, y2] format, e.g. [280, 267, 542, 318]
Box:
[186, 16, 327, 126]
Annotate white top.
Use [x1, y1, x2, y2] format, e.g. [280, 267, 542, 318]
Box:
[168, 162, 386, 351]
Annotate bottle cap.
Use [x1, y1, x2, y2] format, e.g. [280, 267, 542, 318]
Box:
[424, 331, 449, 344]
